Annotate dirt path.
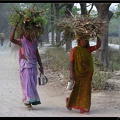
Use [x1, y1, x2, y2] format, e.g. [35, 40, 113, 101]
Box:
[0, 42, 120, 117]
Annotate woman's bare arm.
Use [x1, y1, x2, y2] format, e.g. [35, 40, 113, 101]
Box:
[70, 61, 74, 80]
[10, 27, 21, 46]
[36, 48, 44, 74]
[10, 20, 21, 46]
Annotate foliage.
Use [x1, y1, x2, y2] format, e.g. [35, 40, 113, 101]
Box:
[71, 5, 80, 15]
[41, 47, 70, 79]
[114, 4, 120, 19]
[109, 17, 119, 37]
[9, 6, 47, 39]
[92, 68, 112, 90]
[42, 47, 116, 90]
[109, 48, 120, 70]
[0, 3, 13, 34]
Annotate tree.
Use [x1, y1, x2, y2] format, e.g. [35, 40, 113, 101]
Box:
[64, 3, 74, 52]
[94, 3, 113, 68]
[80, 3, 87, 15]
[54, 3, 67, 45]
[51, 3, 55, 45]
[0, 3, 16, 38]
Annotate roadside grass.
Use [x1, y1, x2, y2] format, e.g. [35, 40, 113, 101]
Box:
[109, 37, 119, 44]
[42, 45, 120, 90]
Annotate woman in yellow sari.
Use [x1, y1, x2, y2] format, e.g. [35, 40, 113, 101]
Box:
[66, 35, 101, 114]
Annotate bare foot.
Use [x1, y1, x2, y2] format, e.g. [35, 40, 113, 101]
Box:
[66, 98, 72, 110]
[24, 103, 33, 110]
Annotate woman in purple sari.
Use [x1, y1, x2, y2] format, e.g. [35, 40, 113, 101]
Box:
[10, 26, 44, 110]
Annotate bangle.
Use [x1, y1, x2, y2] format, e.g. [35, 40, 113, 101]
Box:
[12, 28, 16, 31]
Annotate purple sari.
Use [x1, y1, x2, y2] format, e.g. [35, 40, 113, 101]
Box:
[19, 36, 41, 105]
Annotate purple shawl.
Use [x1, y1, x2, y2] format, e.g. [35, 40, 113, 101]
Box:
[19, 36, 38, 71]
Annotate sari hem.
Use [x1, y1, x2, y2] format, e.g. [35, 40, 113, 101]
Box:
[66, 105, 90, 112]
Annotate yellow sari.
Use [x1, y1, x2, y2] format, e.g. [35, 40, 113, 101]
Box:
[66, 46, 94, 112]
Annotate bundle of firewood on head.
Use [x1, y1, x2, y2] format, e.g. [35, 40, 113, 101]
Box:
[54, 15, 106, 42]
[73, 16, 106, 39]
[9, 7, 47, 42]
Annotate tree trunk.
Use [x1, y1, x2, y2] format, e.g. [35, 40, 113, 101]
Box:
[80, 3, 87, 15]
[43, 23, 49, 43]
[66, 38, 72, 52]
[55, 4, 61, 45]
[51, 3, 55, 45]
[94, 3, 113, 69]
[65, 3, 74, 52]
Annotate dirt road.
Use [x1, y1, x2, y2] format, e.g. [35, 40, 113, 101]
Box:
[0, 42, 120, 117]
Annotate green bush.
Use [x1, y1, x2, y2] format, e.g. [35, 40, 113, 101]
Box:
[42, 46, 120, 90]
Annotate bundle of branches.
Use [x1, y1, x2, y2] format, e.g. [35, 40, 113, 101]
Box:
[54, 15, 106, 40]
[9, 7, 47, 40]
